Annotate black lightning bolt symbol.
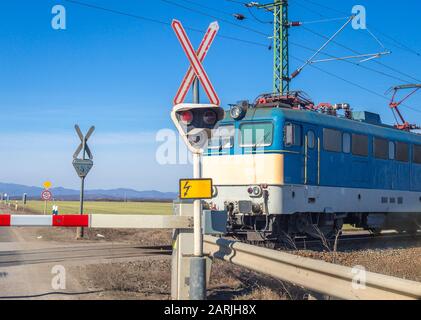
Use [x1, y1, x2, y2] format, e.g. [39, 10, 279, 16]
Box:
[183, 181, 191, 197]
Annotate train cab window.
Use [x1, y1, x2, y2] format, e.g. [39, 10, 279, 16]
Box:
[323, 128, 342, 152]
[389, 141, 395, 160]
[307, 131, 315, 149]
[352, 134, 369, 157]
[284, 123, 302, 146]
[343, 133, 351, 153]
[413, 145, 421, 164]
[395, 142, 409, 162]
[373, 137, 389, 160]
[240, 122, 273, 148]
[208, 125, 235, 150]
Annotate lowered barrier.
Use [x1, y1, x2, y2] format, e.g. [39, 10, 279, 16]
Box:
[0, 214, 193, 229]
[203, 235, 421, 300]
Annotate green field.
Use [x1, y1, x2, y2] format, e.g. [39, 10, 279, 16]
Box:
[17, 200, 173, 215]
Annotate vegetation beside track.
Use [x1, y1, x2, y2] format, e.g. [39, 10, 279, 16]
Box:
[12, 200, 173, 215]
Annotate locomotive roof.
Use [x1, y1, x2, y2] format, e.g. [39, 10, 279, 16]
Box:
[223, 107, 421, 144]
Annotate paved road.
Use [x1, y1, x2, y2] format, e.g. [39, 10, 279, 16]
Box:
[0, 240, 171, 268]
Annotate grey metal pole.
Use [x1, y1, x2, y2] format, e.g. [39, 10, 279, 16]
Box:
[76, 138, 86, 239]
[189, 77, 206, 300]
[193, 78, 200, 103]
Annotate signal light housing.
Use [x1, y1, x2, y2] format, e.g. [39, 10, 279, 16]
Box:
[171, 103, 225, 153]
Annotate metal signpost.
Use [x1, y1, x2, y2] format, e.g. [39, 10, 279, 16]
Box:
[73, 125, 95, 239]
[41, 182, 53, 215]
[171, 19, 223, 300]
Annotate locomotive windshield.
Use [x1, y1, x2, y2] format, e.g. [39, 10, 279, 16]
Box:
[240, 122, 273, 148]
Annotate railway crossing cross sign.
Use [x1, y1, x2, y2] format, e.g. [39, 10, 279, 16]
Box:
[72, 125, 95, 178]
[73, 124, 95, 239]
[172, 19, 220, 106]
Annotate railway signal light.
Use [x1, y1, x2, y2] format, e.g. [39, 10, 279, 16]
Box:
[171, 103, 225, 153]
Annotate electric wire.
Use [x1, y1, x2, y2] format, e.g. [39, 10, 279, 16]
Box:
[160, 0, 419, 85]
[64, 0, 268, 48]
[179, 0, 241, 18]
[292, 0, 421, 82]
[160, 0, 269, 36]
[299, 16, 349, 25]
[289, 41, 412, 84]
[300, 0, 421, 57]
[290, 54, 421, 113]
[224, 0, 249, 5]
[247, 7, 273, 24]
[64, 0, 420, 113]
[301, 25, 421, 84]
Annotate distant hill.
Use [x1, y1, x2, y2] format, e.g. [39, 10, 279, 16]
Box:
[0, 183, 177, 201]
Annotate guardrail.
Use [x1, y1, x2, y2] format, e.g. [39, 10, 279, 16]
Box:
[203, 236, 421, 300]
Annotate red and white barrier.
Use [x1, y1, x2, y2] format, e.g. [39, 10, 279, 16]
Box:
[0, 214, 192, 229]
[0, 215, 89, 227]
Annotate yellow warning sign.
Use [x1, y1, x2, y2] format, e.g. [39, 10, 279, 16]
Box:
[179, 179, 213, 200]
[43, 181, 52, 189]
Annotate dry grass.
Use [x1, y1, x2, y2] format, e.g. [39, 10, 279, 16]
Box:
[80, 258, 172, 300]
[234, 287, 285, 300]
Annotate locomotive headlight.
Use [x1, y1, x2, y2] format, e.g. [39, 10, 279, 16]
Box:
[230, 106, 243, 119]
[248, 185, 263, 198]
[230, 101, 248, 120]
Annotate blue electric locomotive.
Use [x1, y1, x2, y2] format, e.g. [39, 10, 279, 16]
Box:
[202, 93, 421, 240]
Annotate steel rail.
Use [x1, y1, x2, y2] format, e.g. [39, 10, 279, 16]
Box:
[203, 235, 421, 300]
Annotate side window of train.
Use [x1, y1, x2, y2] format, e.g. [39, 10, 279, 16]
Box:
[389, 141, 395, 160]
[208, 125, 235, 150]
[240, 122, 273, 148]
[352, 134, 369, 157]
[342, 133, 351, 153]
[284, 123, 302, 147]
[373, 137, 389, 160]
[323, 128, 342, 152]
[413, 145, 421, 164]
[307, 130, 315, 149]
[395, 141, 409, 162]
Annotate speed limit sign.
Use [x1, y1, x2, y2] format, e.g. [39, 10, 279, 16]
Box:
[41, 189, 52, 201]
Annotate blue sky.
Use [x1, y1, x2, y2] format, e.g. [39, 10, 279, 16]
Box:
[0, 0, 419, 191]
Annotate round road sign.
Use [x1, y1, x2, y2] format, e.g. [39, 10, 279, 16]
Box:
[41, 189, 52, 201]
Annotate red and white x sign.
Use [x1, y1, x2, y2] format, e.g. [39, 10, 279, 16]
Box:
[172, 19, 220, 106]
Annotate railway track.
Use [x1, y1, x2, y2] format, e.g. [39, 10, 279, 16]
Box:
[0, 243, 172, 268]
[292, 231, 421, 251]
[228, 230, 421, 251]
